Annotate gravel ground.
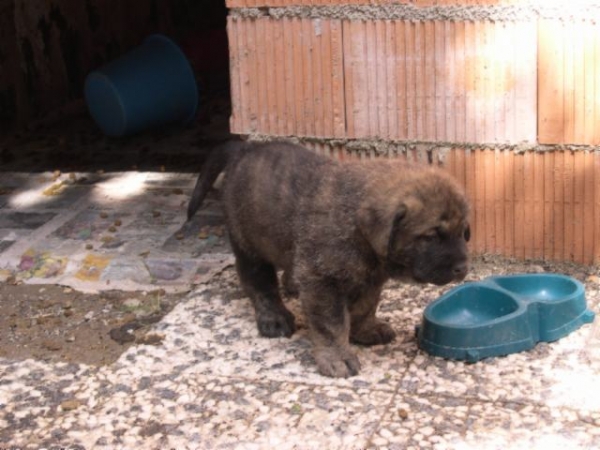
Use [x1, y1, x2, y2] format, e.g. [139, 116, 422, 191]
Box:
[1, 255, 599, 449]
[1, 110, 599, 448]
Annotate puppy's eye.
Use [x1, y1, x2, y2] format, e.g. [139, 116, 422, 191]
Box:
[420, 232, 438, 242]
[464, 225, 471, 242]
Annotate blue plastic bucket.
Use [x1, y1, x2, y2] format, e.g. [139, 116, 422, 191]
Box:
[85, 34, 198, 137]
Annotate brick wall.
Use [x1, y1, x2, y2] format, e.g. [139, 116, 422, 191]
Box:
[226, 1, 600, 264]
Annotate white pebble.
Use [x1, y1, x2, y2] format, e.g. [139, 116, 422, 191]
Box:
[380, 428, 394, 439]
[421, 426, 435, 436]
[371, 436, 388, 447]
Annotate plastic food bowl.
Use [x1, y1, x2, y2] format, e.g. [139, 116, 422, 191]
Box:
[417, 274, 596, 362]
[85, 34, 198, 137]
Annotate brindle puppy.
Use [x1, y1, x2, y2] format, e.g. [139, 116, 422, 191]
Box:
[188, 141, 470, 378]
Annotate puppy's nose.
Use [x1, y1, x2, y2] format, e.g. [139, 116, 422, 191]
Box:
[452, 262, 468, 279]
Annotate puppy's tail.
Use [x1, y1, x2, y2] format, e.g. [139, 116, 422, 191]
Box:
[187, 140, 243, 220]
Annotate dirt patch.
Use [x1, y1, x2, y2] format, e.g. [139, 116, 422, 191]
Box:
[0, 283, 188, 366]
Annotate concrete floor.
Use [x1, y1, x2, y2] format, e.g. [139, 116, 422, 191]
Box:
[1, 113, 599, 449]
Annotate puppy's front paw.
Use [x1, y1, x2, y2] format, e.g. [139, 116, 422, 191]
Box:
[351, 320, 396, 346]
[314, 348, 361, 378]
[256, 307, 296, 338]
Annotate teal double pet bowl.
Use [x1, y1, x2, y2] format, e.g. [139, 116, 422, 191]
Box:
[417, 274, 596, 362]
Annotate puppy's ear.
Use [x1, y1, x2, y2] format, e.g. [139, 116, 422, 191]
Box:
[386, 207, 407, 258]
[358, 200, 415, 258]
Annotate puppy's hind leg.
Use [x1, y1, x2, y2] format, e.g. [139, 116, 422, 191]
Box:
[231, 241, 296, 338]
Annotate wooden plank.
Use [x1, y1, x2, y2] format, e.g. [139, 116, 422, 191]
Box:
[330, 19, 345, 138]
[538, 20, 564, 144]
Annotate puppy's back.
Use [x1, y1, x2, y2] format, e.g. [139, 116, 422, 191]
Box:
[222, 142, 334, 263]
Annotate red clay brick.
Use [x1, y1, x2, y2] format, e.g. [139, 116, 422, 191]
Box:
[227, 17, 242, 134]
[553, 152, 565, 261]
[533, 150, 545, 259]
[573, 150, 586, 263]
[493, 150, 505, 255]
[543, 152, 555, 260]
[539, 19, 600, 145]
[523, 151, 534, 259]
[564, 151, 575, 261]
[583, 152, 595, 264]
[273, 20, 287, 135]
[330, 20, 345, 138]
[283, 18, 297, 135]
[503, 150, 515, 257]
[483, 148, 495, 253]
[513, 153, 525, 259]
[595, 154, 600, 263]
